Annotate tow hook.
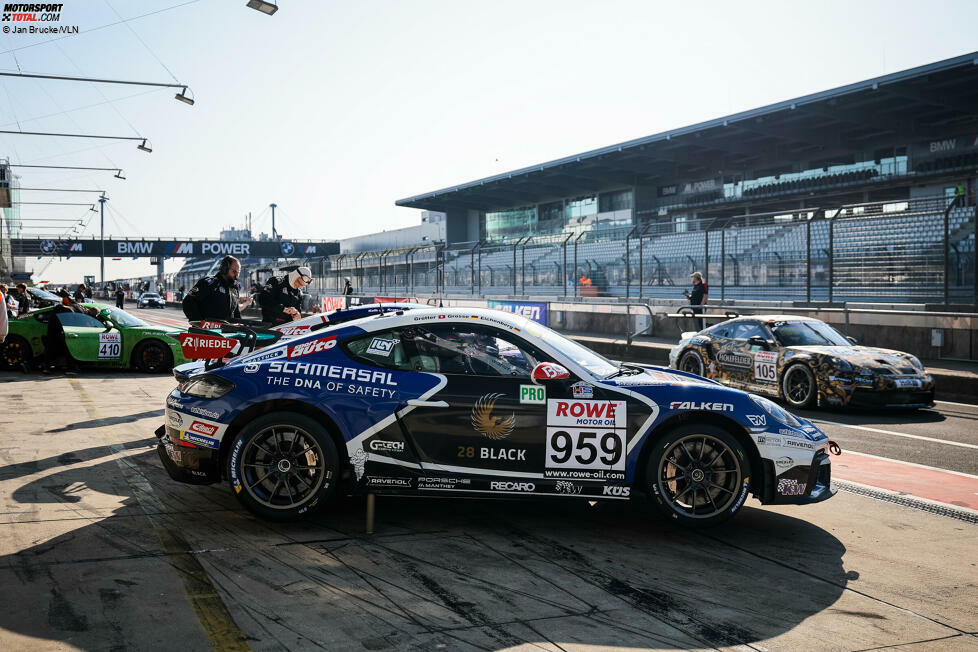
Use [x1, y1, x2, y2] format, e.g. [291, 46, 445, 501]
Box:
[828, 440, 842, 455]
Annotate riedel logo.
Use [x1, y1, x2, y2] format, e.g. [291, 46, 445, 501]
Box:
[288, 336, 337, 358]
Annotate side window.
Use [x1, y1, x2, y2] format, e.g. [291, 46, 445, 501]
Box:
[730, 321, 766, 341]
[56, 312, 105, 328]
[344, 329, 414, 371]
[709, 323, 733, 339]
[413, 324, 545, 377]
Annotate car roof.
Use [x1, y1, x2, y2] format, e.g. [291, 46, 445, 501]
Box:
[335, 305, 531, 334]
[721, 314, 820, 324]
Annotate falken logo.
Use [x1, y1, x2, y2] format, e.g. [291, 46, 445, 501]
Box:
[188, 421, 218, 437]
[603, 486, 631, 497]
[369, 440, 405, 453]
[287, 335, 337, 358]
[746, 414, 767, 426]
[490, 481, 535, 492]
[471, 393, 515, 440]
[669, 401, 733, 412]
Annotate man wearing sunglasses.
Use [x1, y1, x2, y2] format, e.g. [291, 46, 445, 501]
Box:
[260, 265, 311, 324]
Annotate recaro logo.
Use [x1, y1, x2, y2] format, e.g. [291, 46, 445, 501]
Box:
[490, 481, 535, 492]
[669, 401, 734, 411]
[189, 421, 218, 437]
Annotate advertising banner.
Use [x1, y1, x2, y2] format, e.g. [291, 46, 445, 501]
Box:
[321, 296, 347, 312]
[487, 300, 549, 326]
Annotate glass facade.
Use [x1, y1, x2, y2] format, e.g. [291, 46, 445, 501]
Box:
[485, 206, 537, 240]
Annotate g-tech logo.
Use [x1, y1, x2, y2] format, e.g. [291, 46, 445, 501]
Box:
[287, 335, 338, 358]
[189, 420, 218, 437]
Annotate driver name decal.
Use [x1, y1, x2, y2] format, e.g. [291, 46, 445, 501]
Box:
[545, 400, 627, 480]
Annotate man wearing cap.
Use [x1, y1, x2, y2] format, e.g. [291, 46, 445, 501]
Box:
[260, 266, 311, 325]
[684, 272, 709, 331]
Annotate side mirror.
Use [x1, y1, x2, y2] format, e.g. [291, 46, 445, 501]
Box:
[846, 336, 858, 345]
[531, 362, 571, 385]
[748, 336, 769, 349]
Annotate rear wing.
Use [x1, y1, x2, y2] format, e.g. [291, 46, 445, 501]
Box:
[666, 308, 740, 321]
[178, 322, 283, 370]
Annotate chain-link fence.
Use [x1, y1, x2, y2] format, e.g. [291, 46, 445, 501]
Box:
[313, 194, 975, 305]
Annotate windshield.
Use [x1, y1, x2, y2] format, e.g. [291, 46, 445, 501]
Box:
[525, 319, 619, 377]
[771, 320, 850, 347]
[142, 293, 160, 299]
[30, 288, 60, 300]
[106, 307, 148, 328]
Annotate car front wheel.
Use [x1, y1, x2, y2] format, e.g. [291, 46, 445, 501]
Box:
[645, 424, 751, 527]
[678, 350, 705, 377]
[782, 363, 817, 408]
[227, 412, 339, 521]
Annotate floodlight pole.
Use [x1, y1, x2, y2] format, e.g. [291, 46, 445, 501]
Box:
[270, 203, 277, 239]
[100, 196, 107, 288]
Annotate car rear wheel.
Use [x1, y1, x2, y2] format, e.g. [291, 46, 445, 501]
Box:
[134, 340, 173, 373]
[645, 424, 751, 528]
[0, 335, 32, 370]
[678, 350, 705, 377]
[782, 363, 816, 409]
[227, 412, 339, 521]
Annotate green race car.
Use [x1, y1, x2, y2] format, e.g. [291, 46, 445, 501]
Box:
[1, 302, 189, 373]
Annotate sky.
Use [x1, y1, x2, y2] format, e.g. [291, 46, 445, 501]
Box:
[2, 0, 977, 283]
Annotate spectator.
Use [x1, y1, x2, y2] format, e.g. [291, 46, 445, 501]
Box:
[115, 287, 126, 309]
[342, 277, 353, 296]
[181, 256, 254, 322]
[684, 271, 709, 331]
[73, 284, 87, 304]
[260, 266, 311, 324]
[0, 284, 8, 345]
[14, 283, 31, 316]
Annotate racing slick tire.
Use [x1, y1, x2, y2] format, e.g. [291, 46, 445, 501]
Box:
[782, 363, 817, 409]
[227, 412, 339, 521]
[644, 424, 752, 528]
[0, 335, 32, 370]
[677, 350, 705, 377]
[133, 340, 173, 373]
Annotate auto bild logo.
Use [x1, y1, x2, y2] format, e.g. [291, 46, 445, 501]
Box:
[470, 393, 515, 440]
[287, 335, 337, 358]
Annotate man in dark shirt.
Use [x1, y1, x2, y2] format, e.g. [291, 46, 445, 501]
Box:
[684, 271, 709, 331]
[14, 283, 32, 316]
[260, 266, 311, 325]
[115, 287, 126, 309]
[182, 256, 254, 323]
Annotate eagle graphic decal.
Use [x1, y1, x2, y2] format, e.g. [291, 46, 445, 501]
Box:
[471, 393, 516, 440]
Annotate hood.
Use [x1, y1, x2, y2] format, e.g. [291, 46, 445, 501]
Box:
[789, 345, 918, 372]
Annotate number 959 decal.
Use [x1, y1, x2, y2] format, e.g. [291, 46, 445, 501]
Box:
[545, 399, 627, 480]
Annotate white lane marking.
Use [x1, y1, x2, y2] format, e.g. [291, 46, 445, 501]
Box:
[834, 479, 978, 518]
[840, 449, 978, 480]
[810, 418, 978, 450]
[935, 399, 978, 409]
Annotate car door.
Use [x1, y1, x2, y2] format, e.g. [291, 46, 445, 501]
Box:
[395, 323, 558, 483]
[60, 311, 122, 364]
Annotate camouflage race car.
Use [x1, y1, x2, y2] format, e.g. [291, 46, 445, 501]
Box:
[669, 315, 934, 409]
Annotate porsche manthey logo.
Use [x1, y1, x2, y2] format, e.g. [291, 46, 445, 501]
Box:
[471, 393, 515, 440]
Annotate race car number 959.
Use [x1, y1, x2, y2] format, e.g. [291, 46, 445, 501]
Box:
[548, 430, 622, 466]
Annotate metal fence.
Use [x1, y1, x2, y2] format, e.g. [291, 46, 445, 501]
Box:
[311, 194, 975, 305]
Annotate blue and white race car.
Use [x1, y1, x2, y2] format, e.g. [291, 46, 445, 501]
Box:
[157, 307, 834, 527]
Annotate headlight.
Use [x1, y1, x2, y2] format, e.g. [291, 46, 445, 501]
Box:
[181, 374, 235, 398]
[828, 356, 852, 371]
[907, 355, 924, 372]
[749, 394, 803, 428]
